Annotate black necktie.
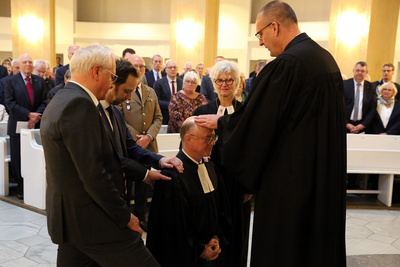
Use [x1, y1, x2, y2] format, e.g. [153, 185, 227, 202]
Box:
[106, 105, 123, 156]
[135, 86, 142, 102]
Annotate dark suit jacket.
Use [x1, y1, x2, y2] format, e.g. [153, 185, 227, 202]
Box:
[41, 82, 136, 245]
[372, 79, 400, 102]
[366, 101, 400, 135]
[98, 103, 162, 205]
[145, 70, 166, 88]
[344, 78, 376, 129]
[200, 74, 218, 103]
[153, 76, 183, 124]
[55, 64, 69, 86]
[0, 65, 8, 79]
[4, 73, 47, 136]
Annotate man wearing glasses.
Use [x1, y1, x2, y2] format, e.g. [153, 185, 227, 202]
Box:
[41, 44, 160, 266]
[195, 1, 347, 266]
[147, 116, 228, 267]
[153, 60, 183, 124]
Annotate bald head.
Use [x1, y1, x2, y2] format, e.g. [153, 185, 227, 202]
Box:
[255, 1, 300, 57]
[181, 117, 216, 161]
[18, 54, 33, 76]
[259, 1, 298, 27]
[128, 55, 146, 80]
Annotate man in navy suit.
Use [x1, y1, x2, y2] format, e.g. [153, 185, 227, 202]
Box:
[98, 59, 183, 229]
[4, 54, 47, 198]
[153, 60, 182, 125]
[144, 54, 166, 88]
[344, 61, 376, 133]
[55, 44, 80, 86]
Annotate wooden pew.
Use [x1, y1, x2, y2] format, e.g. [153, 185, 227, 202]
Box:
[347, 134, 400, 207]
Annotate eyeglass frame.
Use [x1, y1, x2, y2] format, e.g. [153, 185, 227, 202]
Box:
[214, 78, 235, 86]
[255, 22, 279, 40]
[188, 134, 218, 144]
[184, 80, 197, 85]
[101, 67, 118, 83]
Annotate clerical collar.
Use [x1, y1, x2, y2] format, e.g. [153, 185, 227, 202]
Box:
[182, 149, 202, 165]
[217, 105, 234, 115]
[182, 149, 215, 194]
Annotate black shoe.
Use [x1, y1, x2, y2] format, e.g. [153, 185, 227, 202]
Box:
[17, 194, 23, 200]
[140, 221, 148, 232]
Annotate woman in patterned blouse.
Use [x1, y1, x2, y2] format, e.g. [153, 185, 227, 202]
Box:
[167, 71, 207, 133]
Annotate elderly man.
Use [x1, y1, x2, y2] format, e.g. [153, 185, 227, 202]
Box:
[102, 59, 178, 230]
[4, 54, 47, 199]
[372, 63, 400, 101]
[179, 62, 192, 79]
[147, 117, 226, 267]
[41, 44, 160, 267]
[196, 63, 205, 82]
[200, 56, 225, 103]
[196, 1, 347, 266]
[153, 60, 182, 124]
[33, 60, 55, 94]
[55, 44, 80, 86]
[11, 59, 19, 75]
[344, 61, 376, 133]
[144, 54, 166, 88]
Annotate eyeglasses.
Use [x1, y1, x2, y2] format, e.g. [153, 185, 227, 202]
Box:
[215, 78, 234, 86]
[133, 64, 146, 69]
[255, 22, 273, 40]
[189, 134, 218, 144]
[184, 80, 197, 85]
[102, 67, 118, 83]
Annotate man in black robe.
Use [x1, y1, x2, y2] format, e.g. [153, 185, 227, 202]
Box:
[195, 1, 347, 266]
[147, 117, 230, 267]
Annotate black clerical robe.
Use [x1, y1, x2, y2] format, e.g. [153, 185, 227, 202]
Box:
[219, 33, 347, 266]
[146, 150, 230, 267]
[193, 99, 250, 267]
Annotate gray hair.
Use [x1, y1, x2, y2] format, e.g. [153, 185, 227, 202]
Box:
[70, 44, 114, 75]
[210, 60, 240, 95]
[183, 71, 199, 85]
[11, 59, 18, 65]
[33, 59, 46, 68]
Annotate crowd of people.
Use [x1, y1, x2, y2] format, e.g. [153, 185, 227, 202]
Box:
[0, 0, 399, 266]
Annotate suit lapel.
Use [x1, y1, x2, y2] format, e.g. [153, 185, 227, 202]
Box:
[15, 73, 31, 105]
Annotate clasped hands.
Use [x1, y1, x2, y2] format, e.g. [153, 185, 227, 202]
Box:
[28, 112, 41, 129]
[200, 237, 221, 261]
[346, 123, 365, 134]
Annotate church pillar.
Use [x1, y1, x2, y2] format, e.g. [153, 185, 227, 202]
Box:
[328, 0, 399, 80]
[170, 0, 220, 71]
[11, 0, 56, 65]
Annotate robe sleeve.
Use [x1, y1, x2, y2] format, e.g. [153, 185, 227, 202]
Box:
[219, 57, 306, 193]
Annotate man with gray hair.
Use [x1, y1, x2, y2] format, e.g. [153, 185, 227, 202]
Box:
[55, 44, 80, 86]
[41, 44, 160, 267]
[144, 54, 166, 88]
[11, 59, 19, 75]
[179, 62, 192, 79]
[33, 59, 55, 93]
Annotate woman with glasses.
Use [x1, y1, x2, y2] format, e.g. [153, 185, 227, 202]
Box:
[192, 60, 250, 267]
[366, 82, 400, 135]
[167, 71, 207, 133]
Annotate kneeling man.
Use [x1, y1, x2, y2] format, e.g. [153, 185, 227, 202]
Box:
[146, 117, 230, 267]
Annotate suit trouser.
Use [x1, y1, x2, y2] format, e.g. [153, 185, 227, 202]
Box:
[10, 135, 22, 194]
[133, 180, 149, 221]
[57, 232, 160, 267]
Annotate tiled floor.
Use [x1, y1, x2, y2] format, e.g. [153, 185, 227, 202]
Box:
[1, 200, 400, 266]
